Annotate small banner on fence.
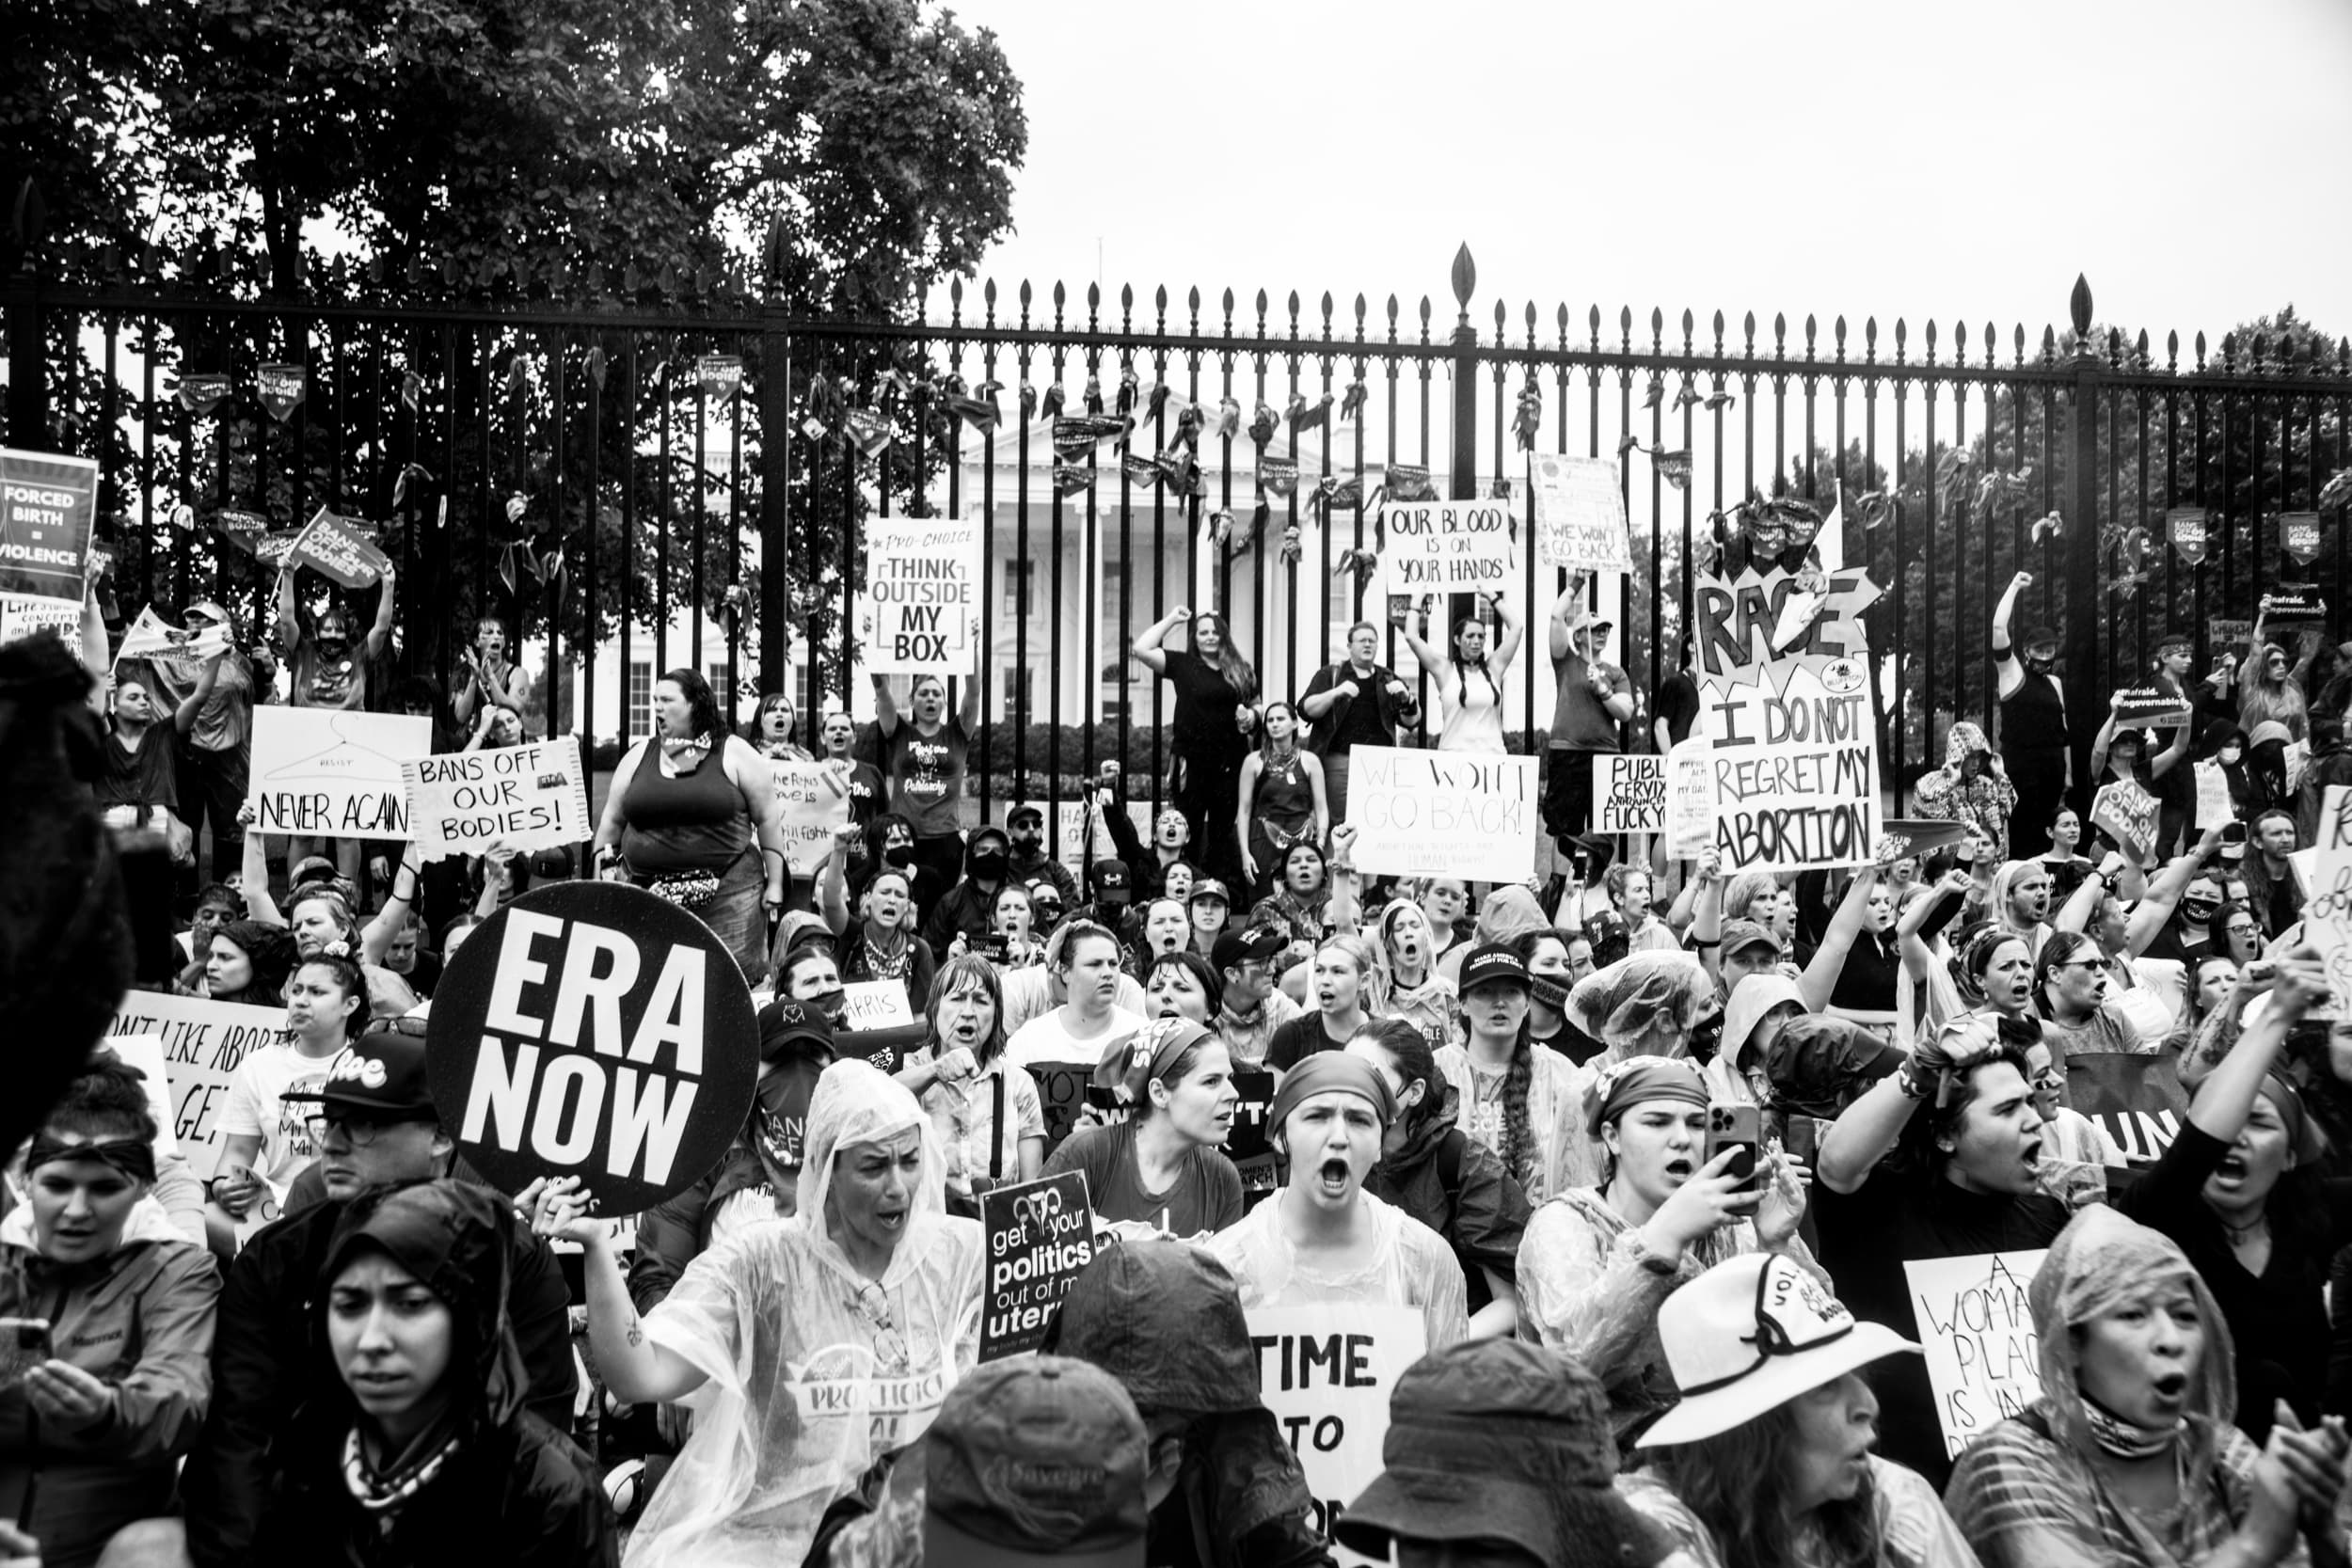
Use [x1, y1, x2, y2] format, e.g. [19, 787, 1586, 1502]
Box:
[2168, 506, 2209, 565]
[1376, 500, 1516, 596]
[426, 881, 758, 1212]
[978, 1172, 1096, 1363]
[0, 594, 83, 653]
[1594, 753, 1667, 833]
[290, 507, 393, 589]
[2284, 513, 2324, 565]
[774, 760, 853, 882]
[1345, 745, 1538, 883]
[109, 992, 293, 1180]
[2091, 778, 2160, 863]
[858, 515, 980, 674]
[2112, 687, 2192, 728]
[247, 708, 433, 841]
[0, 447, 100, 602]
[1248, 1303, 1427, 1563]
[401, 736, 591, 862]
[1904, 1250, 2047, 1460]
[2064, 1051, 2187, 1168]
[1528, 452, 1632, 573]
[258, 363, 306, 421]
[840, 979, 914, 1030]
[177, 373, 231, 418]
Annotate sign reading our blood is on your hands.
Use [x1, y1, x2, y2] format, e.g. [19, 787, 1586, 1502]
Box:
[426, 881, 758, 1212]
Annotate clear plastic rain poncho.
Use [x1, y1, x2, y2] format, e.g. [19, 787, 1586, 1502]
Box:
[630, 1059, 985, 1568]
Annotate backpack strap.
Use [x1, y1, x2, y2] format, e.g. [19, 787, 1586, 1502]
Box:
[1436, 1126, 1468, 1217]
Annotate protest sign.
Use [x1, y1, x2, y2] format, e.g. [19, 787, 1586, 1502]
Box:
[289, 507, 393, 589]
[1346, 746, 1538, 883]
[1594, 753, 1667, 833]
[0, 594, 82, 653]
[858, 515, 980, 674]
[402, 736, 592, 861]
[977, 1172, 1096, 1362]
[2111, 686, 2191, 728]
[1903, 1250, 2048, 1459]
[2283, 512, 2323, 565]
[1248, 1303, 1427, 1560]
[426, 881, 758, 1212]
[1055, 800, 1151, 879]
[2263, 589, 2329, 637]
[1032, 1060, 1094, 1155]
[840, 979, 914, 1029]
[109, 991, 291, 1180]
[773, 760, 852, 882]
[102, 1036, 187, 1164]
[2301, 786, 2352, 1016]
[2208, 617, 2253, 654]
[2091, 778, 2160, 863]
[1376, 500, 1516, 597]
[2195, 760, 2233, 831]
[2168, 506, 2209, 565]
[117, 607, 231, 663]
[177, 373, 231, 418]
[2064, 1052, 2186, 1168]
[1663, 738, 1715, 861]
[247, 707, 433, 840]
[1528, 452, 1632, 573]
[0, 447, 100, 602]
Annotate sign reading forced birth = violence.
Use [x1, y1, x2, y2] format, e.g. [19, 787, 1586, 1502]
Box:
[0, 447, 101, 602]
[1345, 746, 1539, 884]
[427, 881, 758, 1212]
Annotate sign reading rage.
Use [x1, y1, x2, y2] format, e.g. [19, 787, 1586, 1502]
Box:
[427, 881, 758, 1212]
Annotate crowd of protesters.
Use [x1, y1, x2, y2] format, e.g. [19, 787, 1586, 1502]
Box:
[13, 534, 2352, 1568]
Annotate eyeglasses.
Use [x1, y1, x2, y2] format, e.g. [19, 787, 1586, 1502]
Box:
[304, 1111, 438, 1147]
[2225, 922, 2259, 938]
[2047, 958, 2105, 974]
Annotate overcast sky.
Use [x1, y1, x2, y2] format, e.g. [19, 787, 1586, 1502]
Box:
[955, 0, 2352, 357]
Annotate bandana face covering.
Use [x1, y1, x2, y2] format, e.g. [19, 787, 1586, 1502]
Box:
[2081, 1394, 2180, 1461]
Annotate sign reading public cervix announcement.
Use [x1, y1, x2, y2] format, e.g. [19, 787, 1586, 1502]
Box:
[426, 881, 758, 1212]
[858, 514, 979, 674]
[1692, 564, 1884, 872]
[0, 448, 101, 602]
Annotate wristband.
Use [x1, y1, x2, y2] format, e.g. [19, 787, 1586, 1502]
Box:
[1896, 1064, 1933, 1101]
[1691, 937, 1721, 950]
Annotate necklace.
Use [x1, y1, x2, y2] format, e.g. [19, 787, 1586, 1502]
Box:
[2217, 1211, 2267, 1242]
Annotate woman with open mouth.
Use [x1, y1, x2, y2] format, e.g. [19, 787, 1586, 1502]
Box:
[1812, 1014, 2069, 1488]
[1616, 1252, 1974, 1568]
[1988, 860, 2056, 959]
[2032, 928, 2144, 1063]
[1518, 1055, 1811, 1446]
[1265, 930, 1383, 1071]
[538, 1059, 982, 1567]
[898, 955, 1045, 1212]
[1047, 1016, 1245, 1243]
[1376, 897, 1461, 1054]
[2127, 951, 2352, 1445]
[1436, 942, 1581, 1203]
[1207, 1052, 1469, 1352]
[1948, 1206, 2350, 1568]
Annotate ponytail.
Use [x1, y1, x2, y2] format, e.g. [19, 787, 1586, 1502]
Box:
[1499, 1018, 1535, 1187]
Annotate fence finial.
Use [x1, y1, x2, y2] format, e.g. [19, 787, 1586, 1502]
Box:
[8, 178, 43, 258]
[2069, 274, 2093, 341]
[1451, 244, 1475, 322]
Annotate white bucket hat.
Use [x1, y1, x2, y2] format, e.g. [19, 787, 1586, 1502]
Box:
[1636, 1252, 1917, 1449]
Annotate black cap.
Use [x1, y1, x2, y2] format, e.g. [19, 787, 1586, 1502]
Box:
[1457, 941, 1532, 992]
[757, 999, 834, 1068]
[1211, 927, 1286, 973]
[1008, 803, 1046, 828]
[280, 1021, 436, 1116]
[970, 825, 1009, 852]
[1090, 859, 1133, 900]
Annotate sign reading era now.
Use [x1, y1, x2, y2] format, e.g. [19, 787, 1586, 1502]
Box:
[427, 881, 758, 1212]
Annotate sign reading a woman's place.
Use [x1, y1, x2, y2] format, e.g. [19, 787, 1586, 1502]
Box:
[427, 882, 757, 1212]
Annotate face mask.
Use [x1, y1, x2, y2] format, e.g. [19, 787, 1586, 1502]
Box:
[969, 850, 1009, 881]
[1530, 976, 1568, 1010]
[2182, 899, 2218, 922]
[2218, 746, 2243, 766]
[884, 845, 918, 868]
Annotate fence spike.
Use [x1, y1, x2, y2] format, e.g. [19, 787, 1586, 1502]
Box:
[1773, 312, 1787, 348]
[1956, 321, 1968, 356]
[1923, 319, 1937, 359]
[2070, 274, 2093, 339]
[1419, 296, 1432, 334]
[1589, 305, 1602, 341]
[1865, 316, 1877, 355]
[2194, 331, 2206, 368]
[1493, 299, 1506, 334]
[1451, 244, 1475, 309]
[1558, 302, 1571, 341]
[1355, 293, 1367, 325]
[1530, 300, 1542, 333]
[1713, 309, 1726, 340]
[2042, 325, 2058, 363]
[1619, 306, 1633, 341]
[1321, 290, 1334, 324]
[1894, 319, 1906, 360]
[1742, 310, 1756, 347]
[1681, 307, 1694, 341]
[1834, 314, 1846, 348]
[2015, 323, 2027, 365]
[1649, 305, 1663, 342]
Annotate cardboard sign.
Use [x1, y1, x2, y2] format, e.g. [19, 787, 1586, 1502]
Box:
[1904, 1250, 2047, 1459]
[2283, 512, 2323, 565]
[2301, 785, 2352, 1017]
[0, 594, 82, 653]
[858, 515, 980, 674]
[1054, 800, 1152, 879]
[1528, 452, 1632, 573]
[2168, 506, 2208, 565]
[109, 992, 292, 1180]
[290, 507, 392, 589]
[426, 881, 758, 1212]
[258, 363, 306, 421]
[1225, 1067, 1278, 1164]
[977, 1171, 1097, 1362]
[2208, 617, 2253, 654]
[840, 979, 914, 1029]
[2091, 778, 2159, 862]
[0, 447, 100, 602]
[2111, 686, 2191, 728]
[1594, 753, 1667, 833]
[774, 760, 853, 881]
[1346, 746, 1539, 883]
[402, 736, 592, 862]
[247, 707, 433, 841]
[2064, 1052, 2186, 1168]
[1033, 1060, 1093, 1155]
[1248, 1303, 1427, 1560]
[2195, 760, 2233, 831]
[1376, 500, 1516, 596]
[1663, 738, 1715, 861]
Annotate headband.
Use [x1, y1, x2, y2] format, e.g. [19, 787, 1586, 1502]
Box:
[1267, 1052, 1395, 1132]
[1096, 1018, 1215, 1102]
[26, 1133, 157, 1185]
[1585, 1055, 1709, 1137]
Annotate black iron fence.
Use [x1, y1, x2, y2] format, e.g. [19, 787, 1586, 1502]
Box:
[8, 235, 2349, 828]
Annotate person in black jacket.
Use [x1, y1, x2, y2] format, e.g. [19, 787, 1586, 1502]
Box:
[250, 1180, 613, 1568]
[179, 1022, 578, 1568]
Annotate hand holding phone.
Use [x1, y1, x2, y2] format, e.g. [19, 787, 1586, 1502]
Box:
[0, 1320, 51, 1390]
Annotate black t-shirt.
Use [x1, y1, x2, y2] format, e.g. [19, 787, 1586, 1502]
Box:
[1041, 1120, 1243, 1239]
[97, 723, 181, 821]
[1656, 672, 1703, 747]
[1265, 1013, 1355, 1071]
[1811, 1164, 2068, 1488]
[1162, 649, 1249, 766]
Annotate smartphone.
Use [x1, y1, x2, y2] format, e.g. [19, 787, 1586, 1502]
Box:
[1084, 1085, 1125, 1113]
[0, 1319, 50, 1390]
[1706, 1103, 1764, 1194]
[1781, 1116, 1820, 1168]
[979, 934, 1010, 965]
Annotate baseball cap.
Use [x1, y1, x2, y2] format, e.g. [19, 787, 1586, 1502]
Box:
[1210, 927, 1285, 973]
[1008, 803, 1046, 828]
[757, 999, 834, 1069]
[1338, 1340, 1671, 1568]
[280, 1020, 436, 1117]
[1457, 940, 1532, 992]
[971, 825, 1010, 853]
[289, 854, 340, 891]
[923, 1356, 1149, 1567]
[1637, 1252, 1917, 1448]
[1089, 859, 1133, 902]
[1718, 919, 1781, 959]
[1187, 878, 1231, 907]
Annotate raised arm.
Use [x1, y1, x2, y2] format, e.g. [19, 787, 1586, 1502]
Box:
[1397, 602, 1446, 679]
[2188, 954, 2319, 1141]
[2090, 694, 2122, 778]
[2052, 850, 2125, 936]
[238, 806, 284, 925]
[529, 1180, 708, 1406]
[869, 673, 902, 738]
[1547, 580, 1580, 663]
[1993, 570, 2029, 697]
[1488, 595, 1525, 680]
[361, 844, 424, 964]
[362, 565, 396, 660]
[1127, 607, 1187, 675]
[273, 566, 300, 650]
[1326, 823, 1361, 931]
[2125, 830, 2220, 955]
[956, 674, 982, 734]
[1798, 860, 1881, 1011]
[173, 650, 226, 734]
[818, 823, 857, 934]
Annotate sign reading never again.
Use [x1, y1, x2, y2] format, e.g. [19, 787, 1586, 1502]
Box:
[426, 881, 757, 1212]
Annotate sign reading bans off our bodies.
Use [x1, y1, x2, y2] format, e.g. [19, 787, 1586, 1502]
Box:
[1248, 1303, 1426, 1562]
[427, 881, 758, 1212]
[859, 514, 980, 674]
[1345, 746, 1539, 884]
[1377, 501, 1515, 596]
[402, 736, 592, 861]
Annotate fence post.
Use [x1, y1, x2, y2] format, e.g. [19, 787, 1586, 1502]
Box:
[756, 222, 792, 698]
[1448, 244, 1477, 500]
[2063, 273, 2104, 814]
[5, 179, 45, 449]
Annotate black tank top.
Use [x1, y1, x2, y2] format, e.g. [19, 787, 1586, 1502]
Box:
[2000, 669, 2069, 751]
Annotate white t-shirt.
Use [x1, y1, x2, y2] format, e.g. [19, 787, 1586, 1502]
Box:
[219, 1041, 344, 1188]
[997, 967, 1151, 1037]
[1003, 1006, 1148, 1069]
[1206, 1190, 1469, 1354]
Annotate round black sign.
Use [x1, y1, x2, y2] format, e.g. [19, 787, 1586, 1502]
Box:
[426, 880, 759, 1212]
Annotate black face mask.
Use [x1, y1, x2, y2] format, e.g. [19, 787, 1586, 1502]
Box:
[2182, 898, 2219, 923]
[969, 850, 1009, 882]
[884, 845, 918, 868]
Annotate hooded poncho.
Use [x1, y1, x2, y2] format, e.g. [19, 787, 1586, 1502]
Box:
[633, 1059, 984, 1568]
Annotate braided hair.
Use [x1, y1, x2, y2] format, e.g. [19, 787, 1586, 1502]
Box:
[1458, 975, 1537, 1187]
